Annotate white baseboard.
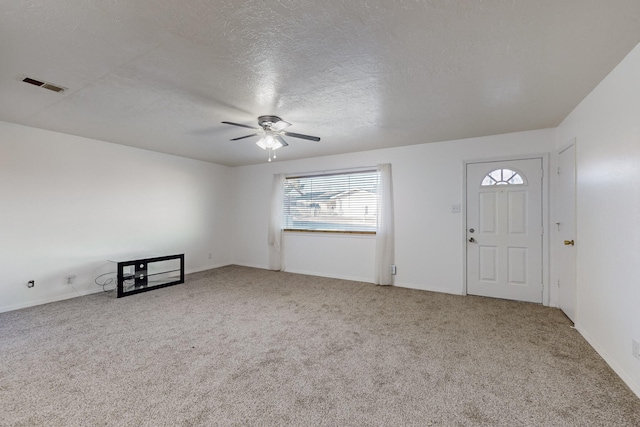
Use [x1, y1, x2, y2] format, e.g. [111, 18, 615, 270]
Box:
[1, 263, 233, 314]
[0, 287, 104, 314]
[185, 263, 232, 275]
[231, 262, 269, 270]
[394, 281, 463, 296]
[283, 268, 372, 284]
[575, 324, 640, 399]
[222, 263, 373, 283]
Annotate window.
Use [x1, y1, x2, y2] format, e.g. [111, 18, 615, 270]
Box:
[481, 168, 525, 186]
[283, 170, 379, 233]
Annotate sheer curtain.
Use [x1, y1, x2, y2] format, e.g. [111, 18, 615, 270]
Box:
[375, 163, 395, 285]
[268, 173, 285, 271]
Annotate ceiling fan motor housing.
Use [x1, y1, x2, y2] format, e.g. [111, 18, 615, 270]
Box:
[258, 115, 283, 130]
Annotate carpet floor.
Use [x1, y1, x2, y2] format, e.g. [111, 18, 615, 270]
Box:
[1, 265, 639, 426]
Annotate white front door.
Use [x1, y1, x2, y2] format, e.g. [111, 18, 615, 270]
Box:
[557, 144, 577, 322]
[466, 158, 544, 303]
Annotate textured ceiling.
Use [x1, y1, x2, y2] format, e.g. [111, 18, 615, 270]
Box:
[1, 1, 640, 166]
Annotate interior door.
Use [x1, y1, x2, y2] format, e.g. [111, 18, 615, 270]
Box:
[557, 144, 577, 322]
[466, 158, 544, 303]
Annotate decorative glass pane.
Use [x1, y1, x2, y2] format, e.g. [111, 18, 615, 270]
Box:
[508, 174, 524, 184]
[481, 168, 525, 186]
[481, 176, 496, 186]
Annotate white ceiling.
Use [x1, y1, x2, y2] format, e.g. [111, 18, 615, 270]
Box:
[1, 1, 639, 166]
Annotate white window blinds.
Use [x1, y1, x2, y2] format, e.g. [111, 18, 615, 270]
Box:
[283, 170, 379, 233]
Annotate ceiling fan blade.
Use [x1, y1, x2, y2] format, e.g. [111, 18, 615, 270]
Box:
[271, 120, 292, 131]
[230, 133, 261, 141]
[275, 135, 288, 147]
[222, 121, 260, 130]
[281, 131, 321, 142]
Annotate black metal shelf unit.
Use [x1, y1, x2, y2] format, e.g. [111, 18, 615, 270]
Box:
[115, 254, 184, 298]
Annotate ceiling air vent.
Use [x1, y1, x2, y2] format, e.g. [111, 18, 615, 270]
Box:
[21, 76, 66, 93]
[41, 83, 65, 92]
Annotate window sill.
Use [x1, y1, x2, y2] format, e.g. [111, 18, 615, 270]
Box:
[283, 229, 376, 236]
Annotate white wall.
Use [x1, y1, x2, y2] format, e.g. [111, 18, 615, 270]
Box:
[0, 121, 232, 312]
[231, 128, 555, 294]
[556, 42, 640, 396]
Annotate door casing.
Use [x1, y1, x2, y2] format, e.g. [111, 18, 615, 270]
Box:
[462, 154, 550, 305]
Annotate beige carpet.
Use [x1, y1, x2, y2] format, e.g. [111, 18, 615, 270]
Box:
[1, 265, 639, 426]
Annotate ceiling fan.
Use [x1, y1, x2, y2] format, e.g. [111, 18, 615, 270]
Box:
[222, 115, 321, 162]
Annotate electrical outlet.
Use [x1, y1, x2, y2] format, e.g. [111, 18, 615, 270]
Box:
[633, 340, 640, 360]
[391, 265, 397, 275]
[208, 253, 212, 260]
[27, 280, 35, 288]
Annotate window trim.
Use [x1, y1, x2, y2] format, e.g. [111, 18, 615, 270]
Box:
[286, 166, 377, 180]
[283, 167, 379, 235]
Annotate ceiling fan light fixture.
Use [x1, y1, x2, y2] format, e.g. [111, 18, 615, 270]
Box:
[256, 132, 284, 162]
[256, 133, 283, 150]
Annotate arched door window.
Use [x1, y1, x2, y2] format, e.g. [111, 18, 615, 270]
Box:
[481, 168, 525, 186]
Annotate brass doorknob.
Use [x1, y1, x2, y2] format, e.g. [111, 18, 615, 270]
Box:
[564, 240, 574, 246]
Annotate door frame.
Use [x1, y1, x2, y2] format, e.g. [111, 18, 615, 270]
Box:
[462, 153, 550, 305]
[555, 138, 578, 320]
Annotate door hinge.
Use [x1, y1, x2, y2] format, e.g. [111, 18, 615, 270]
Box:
[557, 166, 560, 175]
[557, 279, 560, 287]
[541, 226, 544, 235]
